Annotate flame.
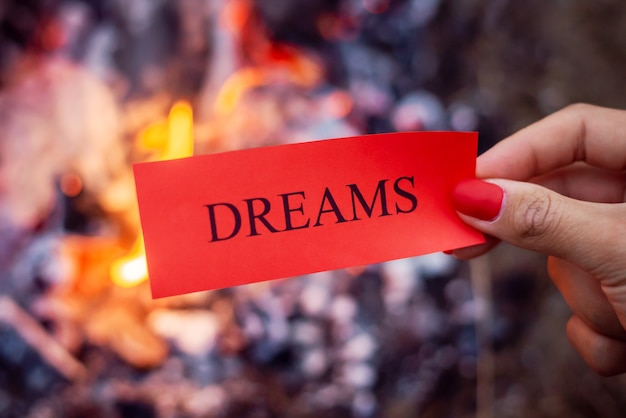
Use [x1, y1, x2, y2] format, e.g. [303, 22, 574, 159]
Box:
[110, 235, 148, 288]
[213, 47, 322, 116]
[110, 101, 194, 288]
[163, 101, 194, 160]
[214, 68, 266, 115]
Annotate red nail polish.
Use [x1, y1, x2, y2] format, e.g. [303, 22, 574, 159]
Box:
[452, 179, 504, 221]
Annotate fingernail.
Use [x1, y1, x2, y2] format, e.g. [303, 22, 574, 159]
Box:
[453, 179, 504, 221]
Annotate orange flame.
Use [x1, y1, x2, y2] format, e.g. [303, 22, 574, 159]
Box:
[213, 47, 322, 116]
[214, 68, 266, 115]
[110, 101, 194, 288]
[110, 234, 148, 288]
[163, 101, 194, 160]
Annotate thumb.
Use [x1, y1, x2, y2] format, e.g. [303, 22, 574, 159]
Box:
[452, 178, 626, 282]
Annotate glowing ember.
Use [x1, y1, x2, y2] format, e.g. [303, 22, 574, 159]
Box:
[60, 172, 83, 197]
[110, 100, 194, 288]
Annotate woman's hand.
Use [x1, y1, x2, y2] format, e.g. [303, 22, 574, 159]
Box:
[450, 104, 626, 375]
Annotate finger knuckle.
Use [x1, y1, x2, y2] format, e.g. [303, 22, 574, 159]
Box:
[512, 191, 561, 240]
[563, 102, 592, 115]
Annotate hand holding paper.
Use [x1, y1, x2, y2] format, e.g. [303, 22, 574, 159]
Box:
[450, 104, 626, 376]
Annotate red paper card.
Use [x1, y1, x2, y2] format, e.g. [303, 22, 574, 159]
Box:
[134, 132, 483, 298]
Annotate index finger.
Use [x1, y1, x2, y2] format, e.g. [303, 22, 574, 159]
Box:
[477, 104, 626, 180]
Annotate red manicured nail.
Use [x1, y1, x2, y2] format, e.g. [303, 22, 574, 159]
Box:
[453, 179, 504, 221]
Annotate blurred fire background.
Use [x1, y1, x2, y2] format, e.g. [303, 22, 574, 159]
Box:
[0, 0, 625, 417]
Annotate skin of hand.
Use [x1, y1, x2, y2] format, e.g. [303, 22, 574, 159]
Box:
[450, 104, 626, 376]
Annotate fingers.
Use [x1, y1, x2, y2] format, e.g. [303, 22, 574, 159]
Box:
[551, 258, 626, 376]
[452, 178, 626, 283]
[460, 104, 626, 375]
[548, 257, 626, 340]
[449, 163, 625, 259]
[446, 235, 500, 260]
[532, 162, 626, 203]
[477, 104, 626, 181]
[567, 315, 626, 376]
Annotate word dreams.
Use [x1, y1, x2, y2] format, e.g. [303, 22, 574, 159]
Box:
[205, 176, 418, 242]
